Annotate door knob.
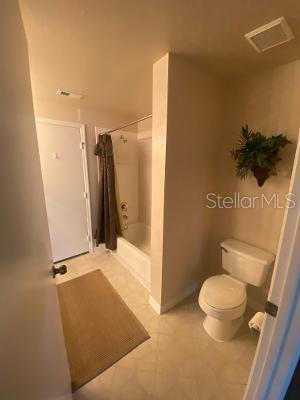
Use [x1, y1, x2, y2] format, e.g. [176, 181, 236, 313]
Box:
[52, 265, 67, 278]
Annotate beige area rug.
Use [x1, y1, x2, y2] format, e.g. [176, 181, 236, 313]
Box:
[57, 269, 150, 391]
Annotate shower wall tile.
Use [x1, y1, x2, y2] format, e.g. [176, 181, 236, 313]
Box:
[112, 130, 139, 224]
[137, 118, 152, 228]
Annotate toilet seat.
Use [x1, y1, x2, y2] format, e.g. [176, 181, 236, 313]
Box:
[199, 274, 247, 322]
[201, 274, 246, 309]
[199, 292, 246, 321]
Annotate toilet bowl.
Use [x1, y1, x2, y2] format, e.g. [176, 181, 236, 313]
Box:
[199, 274, 247, 341]
[198, 239, 274, 341]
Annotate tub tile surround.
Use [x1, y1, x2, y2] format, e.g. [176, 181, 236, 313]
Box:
[123, 222, 151, 256]
[57, 252, 258, 400]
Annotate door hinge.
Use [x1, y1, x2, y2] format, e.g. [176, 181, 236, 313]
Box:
[80, 141, 85, 150]
[265, 301, 278, 317]
[86, 235, 90, 242]
[83, 191, 88, 198]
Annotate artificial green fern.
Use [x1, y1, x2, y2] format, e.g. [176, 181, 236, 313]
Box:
[231, 125, 291, 186]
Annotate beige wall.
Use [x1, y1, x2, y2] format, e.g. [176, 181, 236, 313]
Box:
[137, 118, 152, 227]
[226, 60, 300, 253]
[151, 54, 169, 305]
[151, 55, 300, 312]
[151, 53, 226, 308]
[219, 60, 300, 309]
[33, 98, 134, 234]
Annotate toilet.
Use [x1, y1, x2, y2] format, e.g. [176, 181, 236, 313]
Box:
[199, 238, 274, 341]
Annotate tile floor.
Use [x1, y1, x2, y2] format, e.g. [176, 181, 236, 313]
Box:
[56, 251, 258, 400]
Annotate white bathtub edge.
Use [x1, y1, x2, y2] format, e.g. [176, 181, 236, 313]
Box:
[112, 246, 151, 292]
[118, 236, 150, 259]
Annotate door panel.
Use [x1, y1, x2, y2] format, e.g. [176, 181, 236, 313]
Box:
[36, 120, 89, 262]
[245, 133, 300, 399]
[0, 1, 71, 399]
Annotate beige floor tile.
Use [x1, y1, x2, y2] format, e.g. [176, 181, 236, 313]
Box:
[237, 346, 256, 371]
[176, 357, 200, 379]
[144, 316, 175, 335]
[72, 366, 116, 400]
[153, 374, 199, 400]
[196, 379, 221, 400]
[132, 343, 159, 373]
[221, 382, 246, 400]
[198, 344, 228, 373]
[111, 368, 156, 400]
[196, 358, 219, 382]
[58, 252, 257, 400]
[220, 361, 250, 384]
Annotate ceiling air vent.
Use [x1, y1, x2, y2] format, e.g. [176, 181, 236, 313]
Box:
[245, 17, 294, 52]
[56, 89, 84, 100]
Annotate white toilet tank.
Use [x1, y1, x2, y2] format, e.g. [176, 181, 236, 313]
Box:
[221, 239, 275, 287]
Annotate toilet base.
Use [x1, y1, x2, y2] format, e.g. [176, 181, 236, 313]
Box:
[203, 315, 244, 342]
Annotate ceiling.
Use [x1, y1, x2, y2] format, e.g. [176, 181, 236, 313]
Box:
[20, 0, 300, 119]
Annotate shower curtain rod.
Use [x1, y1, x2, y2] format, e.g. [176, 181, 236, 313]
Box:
[100, 114, 152, 135]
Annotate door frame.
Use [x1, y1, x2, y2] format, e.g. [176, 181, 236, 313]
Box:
[244, 132, 300, 399]
[35, 117, 93, 254]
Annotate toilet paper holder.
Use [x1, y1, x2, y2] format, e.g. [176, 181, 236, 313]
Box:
[265, 301, 278, 317]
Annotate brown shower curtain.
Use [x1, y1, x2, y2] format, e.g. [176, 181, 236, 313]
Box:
[94, 134, 121, 250]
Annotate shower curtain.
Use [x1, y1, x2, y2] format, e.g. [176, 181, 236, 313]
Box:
[94, 134, 121, 250]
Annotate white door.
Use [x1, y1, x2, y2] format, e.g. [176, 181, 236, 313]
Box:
[245, 133, 300, 399]
[36, 119, 92, 262]
[0, 1, 71, 399]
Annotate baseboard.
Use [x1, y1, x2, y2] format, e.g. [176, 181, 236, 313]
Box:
[149, 281, 200, 315]
[161, 281, 201, 313]
[149, 295, 162, 314]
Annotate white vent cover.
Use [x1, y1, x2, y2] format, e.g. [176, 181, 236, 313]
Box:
[56, 89, 84, 100]
[245, 17, 294, 52]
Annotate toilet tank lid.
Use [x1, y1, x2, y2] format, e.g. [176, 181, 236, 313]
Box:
[221, 239, 275, 265]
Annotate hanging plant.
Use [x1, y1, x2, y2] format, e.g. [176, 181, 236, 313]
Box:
[231, 125, 292, 187]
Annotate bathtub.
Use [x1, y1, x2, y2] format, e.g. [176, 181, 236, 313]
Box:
[112, 222, 151, 290]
